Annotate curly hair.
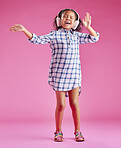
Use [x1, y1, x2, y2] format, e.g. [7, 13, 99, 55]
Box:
[53, 9, 83, 32]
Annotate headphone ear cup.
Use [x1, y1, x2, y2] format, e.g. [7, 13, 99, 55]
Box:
[72, 20, 79, 30]
[56, 17, 61, 27]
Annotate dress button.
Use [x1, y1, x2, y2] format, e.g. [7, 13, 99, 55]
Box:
[68, 43, 70, 45]
[67, 37, 69, 39]
[67, 31, 68, 33]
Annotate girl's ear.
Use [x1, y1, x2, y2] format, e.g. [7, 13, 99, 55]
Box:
[56, 16, 61, 27]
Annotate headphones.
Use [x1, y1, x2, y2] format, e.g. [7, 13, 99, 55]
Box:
[56, 9, 80, 30]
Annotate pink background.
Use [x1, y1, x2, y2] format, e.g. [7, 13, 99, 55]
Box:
[0, 0, 121, 122]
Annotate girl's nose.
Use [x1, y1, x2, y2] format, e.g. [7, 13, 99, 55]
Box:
[66, 16, 71, 20]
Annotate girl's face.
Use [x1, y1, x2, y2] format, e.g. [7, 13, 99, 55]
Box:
[60, 10, 76, 30]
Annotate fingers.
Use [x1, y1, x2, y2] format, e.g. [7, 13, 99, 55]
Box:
[85, 12, 91, 20]
[82, 19, 85, 24]
[82, 12, 92, 27]
[9, 26, 16, 31]
[9, 24, 19, 32]
[9, 25, 15, 31]
[9, 24, 25, 32]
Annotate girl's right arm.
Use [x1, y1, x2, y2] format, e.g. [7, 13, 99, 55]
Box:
[23, 28, 33, 40]
[9, 24, 55, 44]
[9, 24, 33, 40]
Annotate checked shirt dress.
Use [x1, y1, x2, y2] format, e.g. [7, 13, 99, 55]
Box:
[28, 28, 100, 97]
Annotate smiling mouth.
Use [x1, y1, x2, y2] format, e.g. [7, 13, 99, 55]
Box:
[65, 22, 71, 25]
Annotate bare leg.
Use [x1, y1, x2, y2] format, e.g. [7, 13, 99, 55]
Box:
[68, 86, 80, 132]
[55, 90, 66, 132]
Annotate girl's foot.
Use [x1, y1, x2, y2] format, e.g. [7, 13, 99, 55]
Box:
[74, 130, 85, 142]
[54, 131, 63, 142]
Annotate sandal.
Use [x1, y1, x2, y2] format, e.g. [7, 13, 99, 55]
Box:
[74, 130, 85, 142]
[54, 131, 63, 142]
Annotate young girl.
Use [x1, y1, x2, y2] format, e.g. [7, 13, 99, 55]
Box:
[9, 8, 100, 142]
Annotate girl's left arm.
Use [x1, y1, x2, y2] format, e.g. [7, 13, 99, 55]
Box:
[82, 12, 98, 37]
[77, 12, 100, 44]
[86, 26, 98, 37]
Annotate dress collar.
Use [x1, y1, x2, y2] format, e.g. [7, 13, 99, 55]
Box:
[58, 28, 74, 34]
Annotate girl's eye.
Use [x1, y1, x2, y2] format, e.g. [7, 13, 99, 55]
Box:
[64, 15, 67, 18]
[63, 15, 74, 19]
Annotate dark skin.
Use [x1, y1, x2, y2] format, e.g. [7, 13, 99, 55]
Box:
[60, 10, 97, 36]
[60, 10, 76, 30]
[9, 10, 98, 134]
[55, 11, 97, 133]
[55, 86, 80, 133]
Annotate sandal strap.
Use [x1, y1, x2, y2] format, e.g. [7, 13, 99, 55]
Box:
[54, 131, 63, 138]
[54, 131, 63, 142]
[74, 131, 85, 140]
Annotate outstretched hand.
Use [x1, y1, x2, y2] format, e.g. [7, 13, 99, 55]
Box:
[82, 12, 91, 28]
[9, 24, 25, 32]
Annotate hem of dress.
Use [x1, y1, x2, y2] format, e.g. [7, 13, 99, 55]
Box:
[48, 81, 81, 98]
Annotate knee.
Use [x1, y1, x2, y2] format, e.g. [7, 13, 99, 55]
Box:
[57, 103, 66, 111]
[69, 100, 78, 110]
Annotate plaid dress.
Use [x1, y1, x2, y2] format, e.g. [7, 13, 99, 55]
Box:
[28, 28, 100, 97]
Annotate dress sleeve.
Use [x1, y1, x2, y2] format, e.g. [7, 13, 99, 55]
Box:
[77, 31, 100, 44]
[28, 31, 55, 44]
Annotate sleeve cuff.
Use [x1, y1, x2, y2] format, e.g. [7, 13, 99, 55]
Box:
[90, 32, 100, 40]
[28, 33, 37, 42]
[90, 32, 100, 38]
